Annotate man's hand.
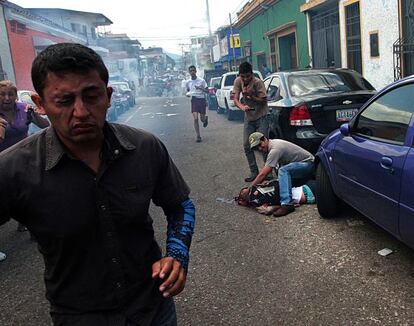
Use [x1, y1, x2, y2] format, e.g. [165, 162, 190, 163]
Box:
[238, 103, 251, 112]
[195, 85, 207, 93]
[152, 257, 186, 298]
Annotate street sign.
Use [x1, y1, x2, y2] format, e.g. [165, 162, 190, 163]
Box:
[230, 34, 240, 48]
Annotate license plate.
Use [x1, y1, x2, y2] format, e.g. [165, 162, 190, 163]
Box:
[336, 108, 358, 122]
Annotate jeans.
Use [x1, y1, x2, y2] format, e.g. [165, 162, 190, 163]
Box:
[147, 298, 177, 326]
[243, 115, 269, 174]
[278, 161, 314, 205]
[51, 298, 177, 326]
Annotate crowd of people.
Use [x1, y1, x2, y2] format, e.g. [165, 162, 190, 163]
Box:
[184, 61, 315, 218]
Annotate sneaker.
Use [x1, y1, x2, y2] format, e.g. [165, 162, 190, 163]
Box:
[203, 116, 208, 128]
[273, 205, 295, 217]
[196, 136, 202, 143]
[0, 251, 6, 262]
[244, 173, 258, 182]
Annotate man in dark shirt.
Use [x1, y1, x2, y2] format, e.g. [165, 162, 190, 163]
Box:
[0, 43, 195, 326]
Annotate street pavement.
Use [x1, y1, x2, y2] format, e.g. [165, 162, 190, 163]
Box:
[1, 96, 414, 325]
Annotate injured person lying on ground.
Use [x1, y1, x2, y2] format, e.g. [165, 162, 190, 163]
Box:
[235, 180, 315, 216]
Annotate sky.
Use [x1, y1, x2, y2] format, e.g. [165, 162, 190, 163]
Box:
[12, 0, 249, 54]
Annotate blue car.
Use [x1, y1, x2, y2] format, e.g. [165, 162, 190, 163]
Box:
[315, 75, 414, 249]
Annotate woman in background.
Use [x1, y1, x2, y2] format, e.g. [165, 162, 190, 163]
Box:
[0, 80, 49, 251]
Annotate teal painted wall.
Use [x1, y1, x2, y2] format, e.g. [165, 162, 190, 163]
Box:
[239, 0, 309, 71]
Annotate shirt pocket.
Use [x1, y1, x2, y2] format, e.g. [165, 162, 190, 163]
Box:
[116, 181, 154, 224]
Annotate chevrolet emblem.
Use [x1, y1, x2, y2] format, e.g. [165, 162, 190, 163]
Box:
[343, 100, 352, 105]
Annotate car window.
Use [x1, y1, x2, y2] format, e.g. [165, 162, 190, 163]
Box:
[266, 76, 285, 101]
[288, 71, 374, 97]
[209, 78, 220, 87]
[224, 74, 237, 87]
[264, 77, 271, 91]
[353, 84, 414, 144]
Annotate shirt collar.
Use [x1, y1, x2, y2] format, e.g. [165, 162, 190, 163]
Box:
[45, 122, 136, 171]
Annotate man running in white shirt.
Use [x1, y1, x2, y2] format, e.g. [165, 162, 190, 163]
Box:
[186, 65, 208, 142]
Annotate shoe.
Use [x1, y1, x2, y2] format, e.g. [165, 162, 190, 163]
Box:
[244, 173, 258, 182]
[203, 116, 208, 128]
[196, 136, 202, 143]
[0, 251, 6, 262]
[273, 205, 295, 217]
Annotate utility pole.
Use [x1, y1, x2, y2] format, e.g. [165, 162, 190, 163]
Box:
[206, 0, 214, 66]
[229, 13, 236, 71]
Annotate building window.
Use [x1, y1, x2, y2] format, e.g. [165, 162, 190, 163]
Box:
[71, 23, 81, 33]
[269, 36, 278, 71]
[370, 31, 379, 57]
[91, 27, 96, 39]
[244, 46, 251, 61]
[10, 20, 26, 34]
[345, 2, 362, 73]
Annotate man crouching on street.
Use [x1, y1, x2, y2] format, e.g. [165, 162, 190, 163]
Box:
[0, 43, 195, 325]
[249, 132, 315, 217]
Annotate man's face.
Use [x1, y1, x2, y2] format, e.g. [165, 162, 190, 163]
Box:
[240, 72, 253, 86]
[32, 70, 112, 148]
[189, 67, 197, 79]
[0, 86, 17, 111]
[257, 139, 269, 153]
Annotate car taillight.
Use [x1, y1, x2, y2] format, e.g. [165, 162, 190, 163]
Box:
[208, 87, 216, 94]
[230, 92, 234, 100]
[289, 104, 313, 126]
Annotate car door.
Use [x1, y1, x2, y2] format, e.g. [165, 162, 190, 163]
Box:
[216, 77, 224, 108]
[333, 83, 414, 236]
[399, 117, 414, 247]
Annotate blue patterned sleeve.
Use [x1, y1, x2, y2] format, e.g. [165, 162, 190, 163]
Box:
[166, 198, 196, 271]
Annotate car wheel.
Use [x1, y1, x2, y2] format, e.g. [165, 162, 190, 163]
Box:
[316, 163, 339, 218]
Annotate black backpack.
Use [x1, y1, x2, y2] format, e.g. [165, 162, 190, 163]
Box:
[236, 180, 280, 207]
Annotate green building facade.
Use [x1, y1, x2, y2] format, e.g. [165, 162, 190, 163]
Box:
[237, 0, 310, 72]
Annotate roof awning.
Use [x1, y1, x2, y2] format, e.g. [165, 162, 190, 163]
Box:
[32, 36, 56, 47]
[300, 0, 328, 12]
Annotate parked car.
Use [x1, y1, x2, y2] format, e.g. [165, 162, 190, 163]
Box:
[109, 85, 129, 117]
[111, 81, 135, 107]
[215, 70, 263, 120]
[315, 75, 414, 249]
[147, 79, 166, 97]
[264, 68, 376, 153]
[206, 77, 221, 111]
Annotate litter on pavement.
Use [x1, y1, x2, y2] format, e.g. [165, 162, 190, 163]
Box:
[378, 248, 393, 257]
[216, 197, 235, 204]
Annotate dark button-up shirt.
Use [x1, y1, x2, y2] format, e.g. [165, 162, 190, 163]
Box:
[0, 123, 190, 321]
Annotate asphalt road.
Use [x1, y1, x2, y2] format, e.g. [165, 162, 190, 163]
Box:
[1, 96, 414, 325]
